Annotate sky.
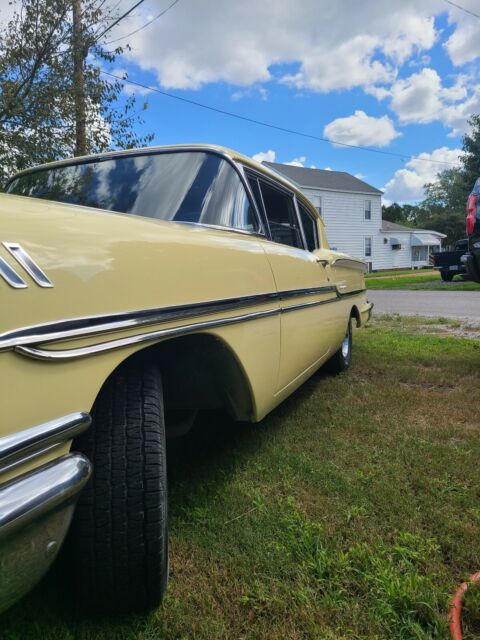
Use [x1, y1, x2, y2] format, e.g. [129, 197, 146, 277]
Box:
[2, 0, 480, 203]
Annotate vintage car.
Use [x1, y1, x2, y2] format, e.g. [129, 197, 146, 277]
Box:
[0, 144, 372, 614]
[465, 177, 480, 282]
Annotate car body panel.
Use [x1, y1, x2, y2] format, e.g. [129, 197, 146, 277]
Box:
[0, 144, 371, 612]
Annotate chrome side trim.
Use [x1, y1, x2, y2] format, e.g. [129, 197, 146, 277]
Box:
[0, 453, 91, 540]
[0, 287, 365, 362]
[16, 308, 280, 361]
[0, 257, 27, 289]
[13, 292, 357, 361]
[0, 412, 91, 471]
[0, 286, 337, 352]
[2, 243, 53, 288]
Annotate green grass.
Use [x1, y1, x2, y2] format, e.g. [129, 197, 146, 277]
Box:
[367, 274, 480, 291]
[366, 268, 434, 279]
[2, 318, 480, 639]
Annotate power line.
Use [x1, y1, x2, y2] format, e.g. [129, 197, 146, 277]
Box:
[107, 0, 181, 45]
[101, 71, 463, 167]
[443, 0, 480, 19]
[96, 0, 146, 41]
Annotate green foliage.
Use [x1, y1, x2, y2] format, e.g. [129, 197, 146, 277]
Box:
[385, 114, 480, 245]
[0, 0, 153, 186]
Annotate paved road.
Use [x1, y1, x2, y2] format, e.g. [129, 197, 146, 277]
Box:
[368, 289, 480, 323]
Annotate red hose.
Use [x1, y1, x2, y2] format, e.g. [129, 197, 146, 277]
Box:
[449, 572, 480, 640]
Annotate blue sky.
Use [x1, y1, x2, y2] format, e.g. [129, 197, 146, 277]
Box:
[4, 0, 478, 203]
[107, 0, 480, 202]
[106, 0, 480, 202]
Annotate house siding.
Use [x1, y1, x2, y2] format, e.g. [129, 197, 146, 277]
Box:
[299, 187, 440, 270]
[301, 188, 389, 270]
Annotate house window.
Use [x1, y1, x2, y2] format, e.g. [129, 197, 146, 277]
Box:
[364, 200, 371, 220]
[310, 194, 322, 215]
[412, 246, 428, 262]
[365, 236, 372, 257]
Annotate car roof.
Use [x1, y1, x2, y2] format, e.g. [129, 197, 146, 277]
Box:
[9, 143, 315, 212]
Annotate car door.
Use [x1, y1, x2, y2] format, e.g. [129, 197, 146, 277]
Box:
[247, 172, 341, 393]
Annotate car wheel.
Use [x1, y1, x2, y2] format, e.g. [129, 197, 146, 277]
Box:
[328, 318, 352, 374]
[440, 271, 454, 281]
[70, 359, 168, 613]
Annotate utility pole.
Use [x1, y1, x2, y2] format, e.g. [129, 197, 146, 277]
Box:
[72, 0, 87, 156]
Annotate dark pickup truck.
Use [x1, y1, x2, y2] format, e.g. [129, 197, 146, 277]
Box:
[465, 177, 480, 282]
[433, 239, 469, 281]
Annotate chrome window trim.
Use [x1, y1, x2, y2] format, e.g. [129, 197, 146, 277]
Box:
[243, 171, 272, 241]
[174, 221, 265, 238]
[293, 195, 308, 250]
[2, 243, 53, 288]
[296, 200, 320, 252]
[253, 172, 305, 250]
[233, 162, 267, 236]
[0, 257, 27, 289]
[0, 412, 91, 470]
[7, 147, 267, 238]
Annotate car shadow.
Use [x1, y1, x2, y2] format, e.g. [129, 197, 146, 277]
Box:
[0, 364, 332, 631]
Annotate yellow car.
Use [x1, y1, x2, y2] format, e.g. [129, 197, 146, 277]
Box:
[0, 144, 372, 613]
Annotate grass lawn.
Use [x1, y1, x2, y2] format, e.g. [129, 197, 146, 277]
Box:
[366, 268, 435, 279]
[2, 317, 480, 639]
[367, 273, 480, 291]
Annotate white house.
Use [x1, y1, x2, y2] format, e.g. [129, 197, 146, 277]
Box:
[263, 162, 445, 271]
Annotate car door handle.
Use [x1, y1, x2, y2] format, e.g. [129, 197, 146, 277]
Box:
[315, 258, 330, 266]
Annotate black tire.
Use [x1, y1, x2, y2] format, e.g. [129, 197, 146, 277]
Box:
[327, 318, 352, 374]
[440, 271, 454, 282]
[70, 359, 168, 613]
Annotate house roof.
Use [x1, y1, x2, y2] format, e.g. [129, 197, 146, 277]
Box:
[263, 162, 383, 195]
[381, 220, 446, 237]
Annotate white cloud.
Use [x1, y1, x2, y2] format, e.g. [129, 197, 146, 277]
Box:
[115, 0, 441, 92]
[382, 68, 477, 135]
[383, 146, 462, 202]
[444, 4, 480, 66]
[252, 149, 276, 163]
[285, 156, 306, 166]
[324, 110, 400, 147]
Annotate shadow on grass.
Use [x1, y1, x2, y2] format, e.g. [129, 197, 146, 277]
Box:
[0, 366, 332, 636]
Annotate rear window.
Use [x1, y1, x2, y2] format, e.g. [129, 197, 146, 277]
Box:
[7, 151, 259, 232]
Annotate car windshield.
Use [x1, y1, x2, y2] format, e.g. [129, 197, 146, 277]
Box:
[7, 151, 259, 232]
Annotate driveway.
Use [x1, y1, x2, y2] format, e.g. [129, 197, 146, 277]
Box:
[367, 289, 480, 323]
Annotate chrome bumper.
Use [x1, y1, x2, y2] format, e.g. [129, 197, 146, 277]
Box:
[359, 300, 374, 326]
[0, 413, 92, 613]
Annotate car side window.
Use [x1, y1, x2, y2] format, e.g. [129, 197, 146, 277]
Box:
[258, 180, 303, 248]
[298, 204, 319, 252]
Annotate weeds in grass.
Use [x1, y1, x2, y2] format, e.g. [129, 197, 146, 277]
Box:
[1, 318, 479, 639]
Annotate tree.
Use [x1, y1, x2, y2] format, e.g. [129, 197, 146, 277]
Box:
[384, 116, 480, 245]
[0, 0, 153, 186]
[461, 113, 480, 189]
